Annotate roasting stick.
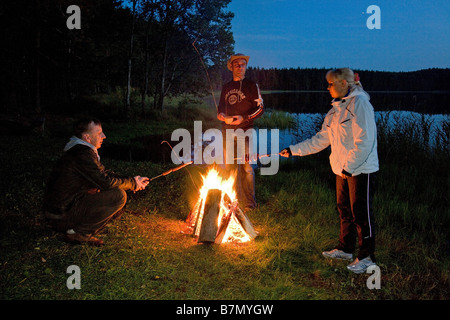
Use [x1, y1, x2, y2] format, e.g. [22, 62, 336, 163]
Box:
[258, 153, 282, 159]
[150, 140, 200, 189]
[149, 153, 280, 181]
[233, 153, 282, 162]
[149, 161, 193, 182]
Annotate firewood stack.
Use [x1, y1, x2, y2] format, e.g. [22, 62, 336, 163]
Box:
[187, 190, 258, 244]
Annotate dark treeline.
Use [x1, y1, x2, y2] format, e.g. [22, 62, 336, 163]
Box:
[1, 0, 448, 120]
[242, 67, 450, 93]
[242, 67, 450, 114]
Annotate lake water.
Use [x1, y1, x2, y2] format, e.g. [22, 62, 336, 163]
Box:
[262, 90, 450, 114]
[272, 111, 449, 153]
[262, 91, 449, 151]
[101, 91, 449, 162]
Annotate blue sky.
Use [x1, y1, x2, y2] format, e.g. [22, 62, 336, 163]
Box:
[226, 0, 450, 71]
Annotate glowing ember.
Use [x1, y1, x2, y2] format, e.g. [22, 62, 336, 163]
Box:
[188, 168, 256, 244]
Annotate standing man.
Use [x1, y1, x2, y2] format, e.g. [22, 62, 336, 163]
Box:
[217, 53, 264, 212]
[44, 118, 149, 246]
[280, 68, 379, 274]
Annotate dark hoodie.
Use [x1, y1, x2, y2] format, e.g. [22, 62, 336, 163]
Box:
[218, 77, 264, 130]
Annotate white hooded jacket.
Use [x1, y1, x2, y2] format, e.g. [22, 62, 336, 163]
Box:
[289, 86, 379, 176]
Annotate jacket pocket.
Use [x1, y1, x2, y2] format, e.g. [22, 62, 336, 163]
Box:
[339, 117, 353, 143]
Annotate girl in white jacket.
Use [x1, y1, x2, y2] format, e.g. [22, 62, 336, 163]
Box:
[280, 68, 379, 274]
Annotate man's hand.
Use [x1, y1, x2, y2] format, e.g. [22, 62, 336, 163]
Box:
[218, 113, 243, 125]
[134, 176, 149, 191]
[218, 113, 233, 124]
[229, 115, 243, 125]
[217, 113, 226, 122]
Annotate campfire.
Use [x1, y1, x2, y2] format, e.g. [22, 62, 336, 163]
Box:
[186, 168, 258, 244]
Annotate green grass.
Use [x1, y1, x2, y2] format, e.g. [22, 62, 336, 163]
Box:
[254, 110, 297, 130]
[0, 114, 448, 301]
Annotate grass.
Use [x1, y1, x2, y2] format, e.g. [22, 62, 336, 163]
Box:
[254, 110, 297, 130]
[0, 108, 449, 302]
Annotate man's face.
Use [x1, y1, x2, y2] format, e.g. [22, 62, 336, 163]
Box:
[232, 59, 247, 80]
[83, 122, 106, 149]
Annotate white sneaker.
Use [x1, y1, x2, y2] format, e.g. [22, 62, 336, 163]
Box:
[347, 257, 376, 274]
[322, 249, 353, 261]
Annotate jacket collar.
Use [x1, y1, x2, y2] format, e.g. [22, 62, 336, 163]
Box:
[331, 86, 370, 110]
[64, 136, 100, 161]
[331, 89, 351, 110]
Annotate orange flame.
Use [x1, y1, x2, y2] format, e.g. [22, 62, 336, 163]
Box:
[194, 168, 251, 243]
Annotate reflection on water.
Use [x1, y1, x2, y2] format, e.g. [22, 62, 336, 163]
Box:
[275, 111, 449, 151]
[262, 90, 450, 114]
[101, 91, 449, 163]
[100, 111, 448, 163]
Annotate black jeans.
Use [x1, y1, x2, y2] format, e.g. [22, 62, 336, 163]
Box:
[50, 188, 127, 236]
[335, 173, 376, 261]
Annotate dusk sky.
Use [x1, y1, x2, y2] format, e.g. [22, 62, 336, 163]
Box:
[226, 0, 450, 72]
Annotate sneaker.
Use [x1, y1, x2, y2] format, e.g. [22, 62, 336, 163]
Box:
[322, 249, 353, 261]
[347, 257, 376, 274]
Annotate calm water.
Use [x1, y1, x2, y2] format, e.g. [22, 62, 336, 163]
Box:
[101, 91, 449, 162]
[274, 111, 449, 152]
[262, 90, 450, 114]
[261, 90, 449, 152]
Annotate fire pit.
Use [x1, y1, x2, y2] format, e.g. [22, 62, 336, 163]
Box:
[186, 168, 258, 244]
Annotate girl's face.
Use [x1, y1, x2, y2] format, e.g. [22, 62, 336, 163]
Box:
[327, 74, 349, 99]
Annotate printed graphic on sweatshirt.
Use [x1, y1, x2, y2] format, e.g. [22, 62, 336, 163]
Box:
[225, 89, 246, 105]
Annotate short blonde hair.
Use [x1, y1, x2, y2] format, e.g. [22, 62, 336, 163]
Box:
[326, 68, 362, 88]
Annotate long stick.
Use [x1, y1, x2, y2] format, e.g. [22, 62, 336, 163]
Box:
[149, 161, 193, 182]
[192, 36, 218, 111]
[160, 140, 198, 190]
[149, 153, 279, 181]
[233, 153, 281, 162]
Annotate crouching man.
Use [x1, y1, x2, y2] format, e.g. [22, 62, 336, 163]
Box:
[43, 118, 149, 246]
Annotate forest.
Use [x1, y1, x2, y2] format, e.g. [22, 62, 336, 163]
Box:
[1, 0, 449, 119]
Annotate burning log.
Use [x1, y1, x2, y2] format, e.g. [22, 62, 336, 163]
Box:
[214, 196, 235, 244]
[234, 206, 258, 240]
[198, 189, 221, 243]
[186, 198, 201, 227]
[188, 168, 258, 244]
